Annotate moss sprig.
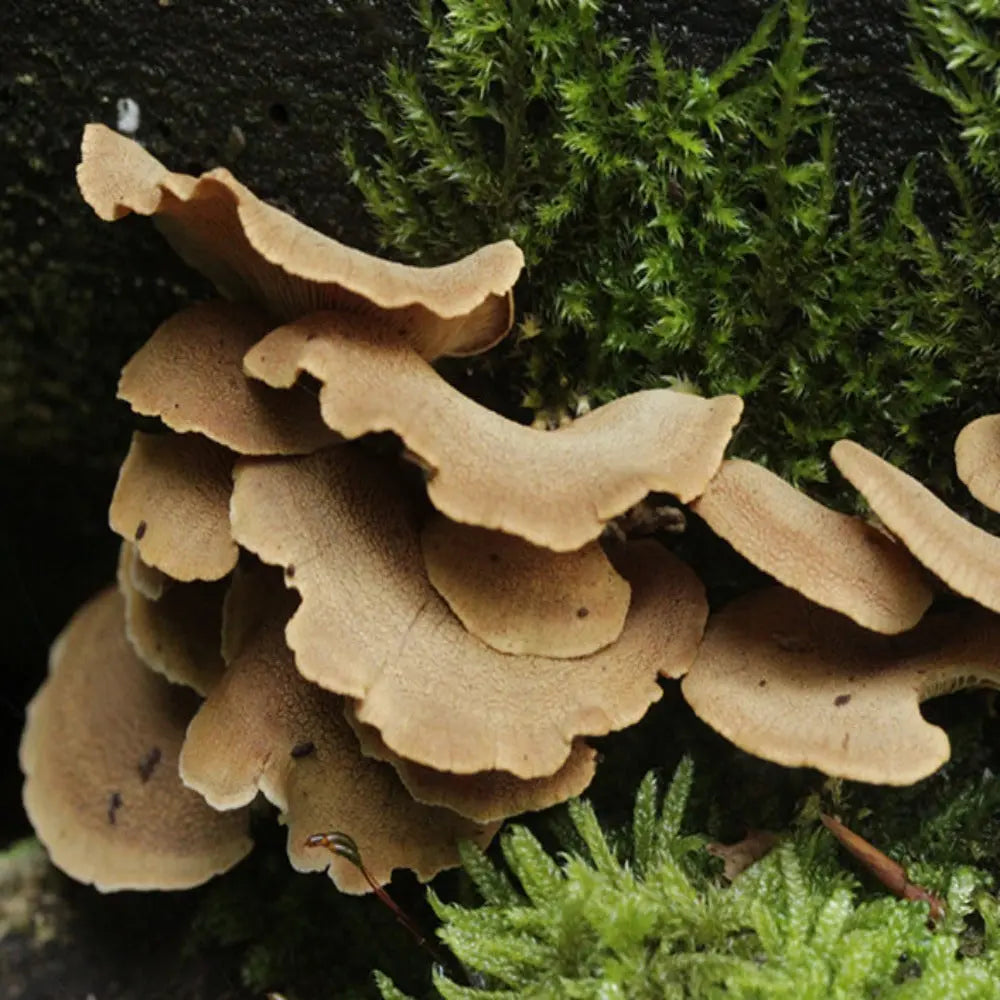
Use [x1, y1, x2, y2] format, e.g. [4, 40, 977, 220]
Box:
[376, 759, 1000, 999]
[349, 0, 1000, 511]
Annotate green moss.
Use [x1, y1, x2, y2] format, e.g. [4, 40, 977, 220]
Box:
[348, 0, 1000, 510]
[377, 753, 1000, 999]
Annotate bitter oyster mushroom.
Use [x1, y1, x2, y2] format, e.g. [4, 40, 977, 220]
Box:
[20, 587, 252, 890]
[243, 312, 743, 550]
[955, 414, 1000, 514]
[179, 565, 498, 892]
[77, 124, 523, 359]
[118, 300, 339, 456]
[832, 439, 1000, 614]
[109, 431, 237, 582]
[691, 459, 932, 633]
[345, 706, 598, 823]
[230, 447, 708, 777]
[682, 586, 1000, 784]
[420, 514, 631, 657]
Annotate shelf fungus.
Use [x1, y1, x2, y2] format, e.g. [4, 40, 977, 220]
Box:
[77, 124, 523, 359]
[345, 706, 598, 824]
[691, 459, 932, 633]
[19, 588, 252, 891]
[118, 300, 340, 457]
[420, 514, 631, 657]
[682, 586, 1000, 784]
[117, 543, 227, 697]
[955, 414, 1000, 514]
[179, 566, 498, 893]
[109, 431, 238, 582]
[242, 312, 743, 550]
[231, 446, 708, 778]
[831, 439, 1000, 614]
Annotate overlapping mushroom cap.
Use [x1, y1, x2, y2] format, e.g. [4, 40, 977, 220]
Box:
[20, 588, 253, 891]
[43, 119, 1000, 908]
[242, 311, 743, 549]
[682, 586, 1000, 783]
[691, 458, 932, 633]
[230, 446, 709, 777]
[831, 439, 1000, 614]
[77, 124, 523, 360]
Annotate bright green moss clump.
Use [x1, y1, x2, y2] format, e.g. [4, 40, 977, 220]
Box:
[349, 0, 1000, 508]
[377, 758, 1000, 1000]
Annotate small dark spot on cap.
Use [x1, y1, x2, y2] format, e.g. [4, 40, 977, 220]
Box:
[138, 746, 162, 782]
[290, 740, 315, 759]
[576, 607, 589, 619]
[135, 520, 147, 540]
[285, 565, 296, 579]
[758, 679, 767, 688]
[834, 694, 852, 707]
[107, 791, 123, 825]
[488, 552, 500, 563]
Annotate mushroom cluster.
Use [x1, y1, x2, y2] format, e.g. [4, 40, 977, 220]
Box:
[20, 126, 738, 894]
[22, 126, 1000, 896]
[682, 432, 1000, 784]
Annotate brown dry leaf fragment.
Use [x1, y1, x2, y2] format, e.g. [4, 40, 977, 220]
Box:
[243, 313, 742, 550]
[831, 439, 1000, 614]
[179, 566, 498, 893]
[955, 414, 1000, 514]
[19, 588, 252, 891]
[118, 300, 339, 455]
[117, 543, 226, 696]
[682, 586, 1000, 784]
[230, 448, 707, 777]
[345, 705, 598, 823]
[706, 829, 780, 881]
[692, 459, 932, 633]
[109, 431, 237, 582]
[78, 124, 522, 358]
[421, 514, 631, 657]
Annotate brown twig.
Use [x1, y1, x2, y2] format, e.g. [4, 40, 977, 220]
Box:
[820, 813, 945, 922]
[304, 831, 454, 970]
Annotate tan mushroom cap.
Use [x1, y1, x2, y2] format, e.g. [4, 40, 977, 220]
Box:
[831, 439, 1000, 614]
[345, 705, 597, 823]
[955, 414, 1000, 513]
[691, 459, 932, 633]
[117, 543, 226, 696]
[127, 549, 170, 600]
[19, 587, 252, 891]
[682, 586, 1000, 784]
[230, 448, 707, 777]
[243, 313, 743, 550]
[421, 515, 631, 657]
[179, 566, 498, 893]
[119, 300, 340, 455]
[109, 431, 237, 582]
[77, 124, 523, 359]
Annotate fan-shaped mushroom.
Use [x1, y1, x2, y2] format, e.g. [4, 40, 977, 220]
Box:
[180, 566, 497, 893]
[691, 459, 932, 633]
[682, 586, 1000, 783]
[243, 313, 743, 550]
[831, 439, 1000, 614]
[230, 447, 708, 777]
[20, 588, 252, 890]
[78, 124, 523, 358]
